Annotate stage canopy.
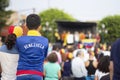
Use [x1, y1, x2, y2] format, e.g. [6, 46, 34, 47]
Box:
[56, 21, 97, 34]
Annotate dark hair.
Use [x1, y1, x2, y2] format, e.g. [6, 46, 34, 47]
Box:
[97, 53, 104, 62]
[52, 44, 61, 51]
[26, 14, 41, 30]
[67, 47, 74, 53]
[47, 52, 58, 63]
[5, 34, 17, 50]
[97, 56, 110, 73]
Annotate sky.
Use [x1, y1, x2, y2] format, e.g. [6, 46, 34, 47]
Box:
[7, 0, 120, 21]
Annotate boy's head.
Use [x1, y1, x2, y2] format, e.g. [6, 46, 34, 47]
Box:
[26, 14, 41, 30]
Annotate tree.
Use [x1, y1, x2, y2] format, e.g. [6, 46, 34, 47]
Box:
[39, 8, 76, 42]
[0, 0, 13, 30]
[98, 15, 120, 44]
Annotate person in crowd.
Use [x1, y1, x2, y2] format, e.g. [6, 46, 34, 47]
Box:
[16, 14, 49, 80]
[44, 52, 61, 80]
[94, 47, 101, 59]
[60, 48, 66, 62]
[95, 33, 101, 44]
[71, 50, 87, 80]
[94, 56, 110, 80]
[61, 31, 67, 47]
[85, 49, 98, 80]
[48, 44, 62, 64]
[0, 26, 23, 80]
[110, 39, 120, 80]
[73, 43, 88, 62]
[61, 52, 74, 80]
[100, 44, 110, 56]
[97, 52, 104, 62]
[48, 43, 53, 53]
[73, 43, 84, 58]
[86, 31, 92, 39]
[79, 31, 85, 42]
[74, 31, 80, 46]
[66, 31, 74, 45]
[54, 30, 61, 44]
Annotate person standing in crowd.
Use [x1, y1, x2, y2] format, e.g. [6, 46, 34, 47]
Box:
[61, 31, 67, 47]
[74, 31, 80, 46]
[16, 14, 49, 80]
[71, 50, 87, 80]
[0, 26, 23, 80]
[79, 31, 85, 42]
[95, 33, 101, 44]
[86, 31, 92, 39]
[61, 52, 74, 80]
[54, 30, 61, 45]
[48, 44, 62, 64]
[66, 31, 74, 45]
[110, 39, 120, 80]
[94, 56, 110, 80]
[85, 49, 98, 80]
[44, 52, 61, 80]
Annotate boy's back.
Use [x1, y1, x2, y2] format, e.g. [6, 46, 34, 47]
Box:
[16, 14, 49, 80]
[16, 36, 48, 74]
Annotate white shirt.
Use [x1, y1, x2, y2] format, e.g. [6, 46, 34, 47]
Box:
[66, 34, 74, 44]
[74, 33, 79, 42]
[95, 69, 109, 80]
[71, 57, 87, 78]
[0, 52, 19, 80]
[101, 50, 110, 56]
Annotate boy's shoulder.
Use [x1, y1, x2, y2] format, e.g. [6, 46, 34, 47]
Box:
[17, 36, 48, 40]
[16, 36, 48, 44]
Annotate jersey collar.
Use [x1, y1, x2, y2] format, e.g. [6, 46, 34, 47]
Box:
[27, 30, 41, 36]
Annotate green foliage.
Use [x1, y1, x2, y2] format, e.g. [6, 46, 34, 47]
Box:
[98, 15, 120, 44]
[0, 0, 9, 10]
[0, 10, 13, 28]
[39, 8, 76, 42]
[0, 0, 13, 30]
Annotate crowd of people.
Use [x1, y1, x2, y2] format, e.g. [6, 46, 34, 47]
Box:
[0, 13, 119, 80]
[46, 41, 110, 80]
[54, 28, 100, 48]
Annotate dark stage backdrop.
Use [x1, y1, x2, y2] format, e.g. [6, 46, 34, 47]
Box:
[56, 21, 97, 34]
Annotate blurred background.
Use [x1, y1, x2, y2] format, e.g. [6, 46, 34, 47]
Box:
[0, 0, 120, 44]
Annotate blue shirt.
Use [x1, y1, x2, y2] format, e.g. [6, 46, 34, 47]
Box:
[0, 45, 18, 54]
[62, 61, 72, 77]
[111, 39, 120, 79]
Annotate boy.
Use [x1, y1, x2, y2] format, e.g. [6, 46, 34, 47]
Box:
[16, 14, 49, 80]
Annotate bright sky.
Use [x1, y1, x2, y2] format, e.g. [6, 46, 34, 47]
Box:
[7, 0, 120, 21]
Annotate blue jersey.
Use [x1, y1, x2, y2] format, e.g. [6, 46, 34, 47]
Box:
[16, 35, 48, 76]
